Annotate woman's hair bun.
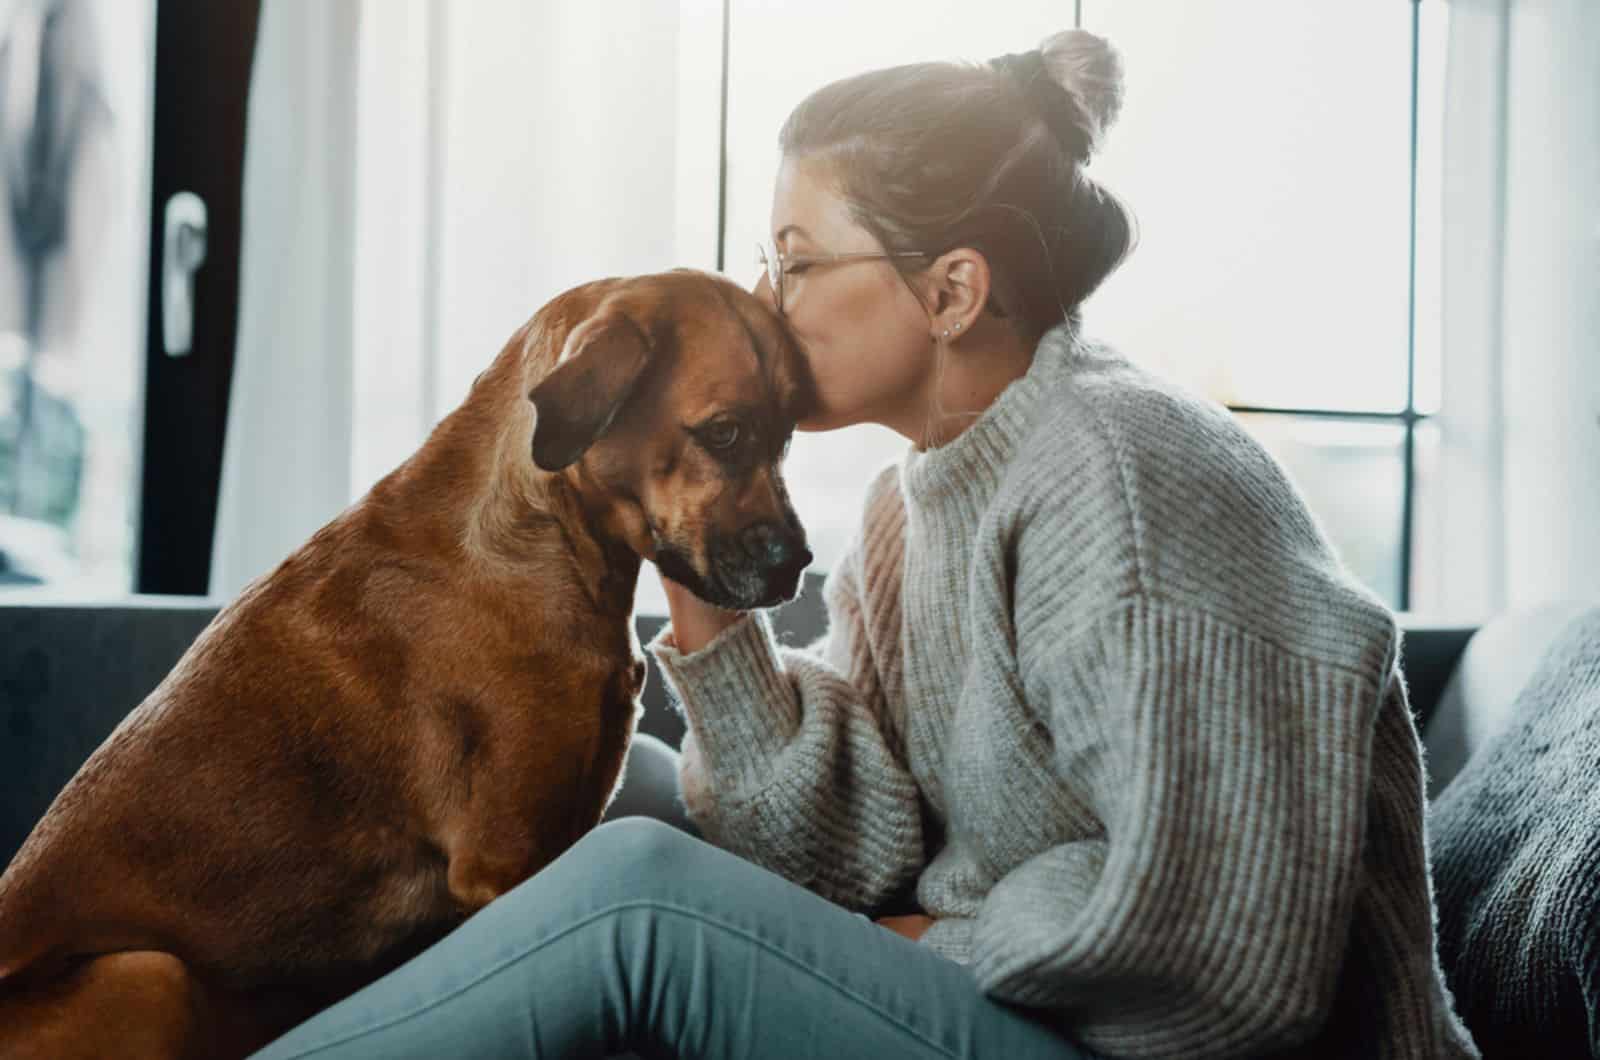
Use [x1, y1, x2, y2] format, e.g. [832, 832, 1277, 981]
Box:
[1037, 29, 1125, 157]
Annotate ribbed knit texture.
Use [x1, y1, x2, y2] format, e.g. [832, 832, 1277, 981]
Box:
[1429, 608, 1600, 1059]
[650, 326, 1479, 1059]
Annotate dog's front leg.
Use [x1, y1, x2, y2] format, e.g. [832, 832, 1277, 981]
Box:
[442, 795, 607, 914]
[440, 770, 575, 915]
[437, 710, 625, 915]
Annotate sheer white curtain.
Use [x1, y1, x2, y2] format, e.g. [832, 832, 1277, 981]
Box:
[209, 0, 358, 597]
[211, 1, 695, 601]
[1434, 0, 1599, 617]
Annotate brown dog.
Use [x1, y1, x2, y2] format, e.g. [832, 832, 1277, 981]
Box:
[0, 269, 814, 1058]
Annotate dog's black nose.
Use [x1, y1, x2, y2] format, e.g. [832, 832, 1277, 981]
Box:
[740, 522, 811, 571]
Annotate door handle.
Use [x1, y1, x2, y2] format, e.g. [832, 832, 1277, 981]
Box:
[162, 191, 208, 357]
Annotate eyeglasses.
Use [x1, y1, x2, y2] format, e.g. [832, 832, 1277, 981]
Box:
[757, 239, 929, 316]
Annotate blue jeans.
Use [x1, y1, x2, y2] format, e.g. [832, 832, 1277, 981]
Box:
[250, 734, 1083, 1059]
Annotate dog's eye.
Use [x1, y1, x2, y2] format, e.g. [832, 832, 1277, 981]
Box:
[703, 421, 741, 450]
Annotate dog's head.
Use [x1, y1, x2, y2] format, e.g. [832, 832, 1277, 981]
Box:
[527, 270, 814, 611]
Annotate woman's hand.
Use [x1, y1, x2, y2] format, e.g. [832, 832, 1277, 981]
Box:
[875, 914, 935, 942]
[659, 571, 743, 654]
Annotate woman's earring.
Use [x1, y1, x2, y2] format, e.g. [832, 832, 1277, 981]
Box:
[953, 322, 962, 332]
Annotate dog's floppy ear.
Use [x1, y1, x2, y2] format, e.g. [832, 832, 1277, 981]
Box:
[528, 311, 652, 472]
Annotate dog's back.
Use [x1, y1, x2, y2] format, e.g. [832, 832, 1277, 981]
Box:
[0, 514, 461, 997]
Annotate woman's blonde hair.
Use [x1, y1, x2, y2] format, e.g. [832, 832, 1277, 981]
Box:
[779, 29, 1138, 341]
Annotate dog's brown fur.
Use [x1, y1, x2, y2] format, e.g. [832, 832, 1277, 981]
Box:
[0, 270, 813, 1058]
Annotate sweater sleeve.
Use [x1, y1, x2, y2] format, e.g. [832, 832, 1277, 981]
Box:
[648, 535, 924, 912]
[971, 596, 1385, 1060]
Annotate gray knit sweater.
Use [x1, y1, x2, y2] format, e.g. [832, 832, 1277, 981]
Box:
[650, 328, 1479, 1059]
[1429, 608, 1600, 1058]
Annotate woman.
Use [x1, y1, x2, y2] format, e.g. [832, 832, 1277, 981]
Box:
[255, 28, 1478, 1060]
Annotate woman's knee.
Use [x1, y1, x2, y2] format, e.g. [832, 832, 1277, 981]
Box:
[571, 816, 700, 882]
[485, 819, 699, 941]
[504, 817, 732, 926]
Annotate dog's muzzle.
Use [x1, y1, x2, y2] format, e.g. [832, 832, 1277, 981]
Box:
[712, 520, 812, 610]
[654, 519, 812, 611]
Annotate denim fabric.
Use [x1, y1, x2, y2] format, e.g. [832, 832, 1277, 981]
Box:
[249, 736, 1083, 1060]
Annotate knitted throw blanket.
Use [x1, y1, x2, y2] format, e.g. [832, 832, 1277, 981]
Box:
[1430, 608, 1600, 1059]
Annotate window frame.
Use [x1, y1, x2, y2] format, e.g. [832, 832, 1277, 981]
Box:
[1223, 1, 1430, 610]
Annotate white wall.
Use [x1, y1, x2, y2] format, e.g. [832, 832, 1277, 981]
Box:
[350, 0, 431, 498]
[351, 0, 711, 478]
[431, 1, 684, 414]
[1498, 0, 1600, 609]
[211, 0, 358, 597]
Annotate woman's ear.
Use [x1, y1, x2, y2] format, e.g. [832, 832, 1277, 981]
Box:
[926, 248, 991, 337]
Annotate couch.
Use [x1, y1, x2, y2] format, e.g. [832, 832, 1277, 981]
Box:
[0, 578, 825, 868]
[6, 591, 1600, 1055]
[11, 591, 1597, 868]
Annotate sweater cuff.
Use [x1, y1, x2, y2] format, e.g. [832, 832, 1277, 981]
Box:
[647, 612, 801, 791]
[920, 917, 976, 966]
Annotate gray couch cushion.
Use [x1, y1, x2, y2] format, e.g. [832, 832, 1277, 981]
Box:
[1428, 605, 1600, 1058]
[1423, 600, 1599, 799]
[1, 598, 221, 868]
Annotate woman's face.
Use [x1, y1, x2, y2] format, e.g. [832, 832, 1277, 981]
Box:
[759, 157, 935, 435]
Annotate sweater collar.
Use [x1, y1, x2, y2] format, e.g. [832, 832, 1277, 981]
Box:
[899, 324, 1077, 511]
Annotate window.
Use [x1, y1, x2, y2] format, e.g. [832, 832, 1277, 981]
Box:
[0, 0, 263, 598]
[0, 0, 154, 593]
[716, 0, 1447, 612]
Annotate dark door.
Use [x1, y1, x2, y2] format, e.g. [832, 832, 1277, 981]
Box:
[136, 0, 260, 594]
[0, 1, 259, 597]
